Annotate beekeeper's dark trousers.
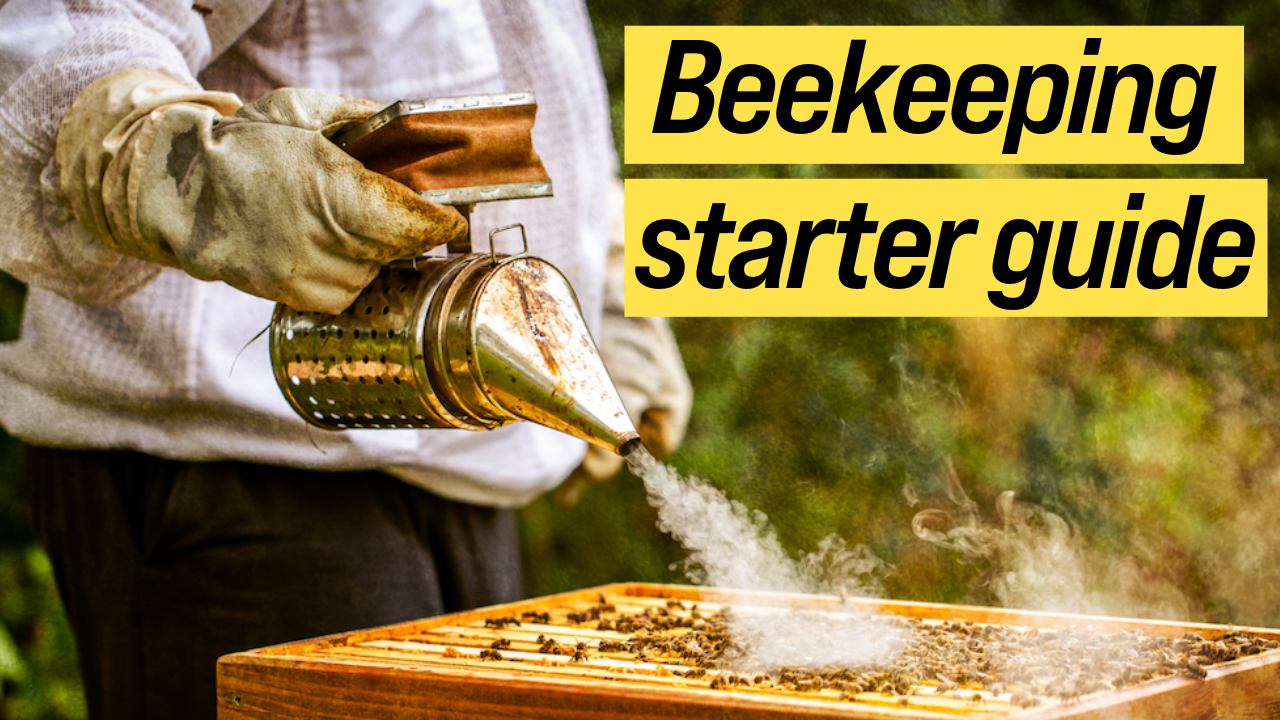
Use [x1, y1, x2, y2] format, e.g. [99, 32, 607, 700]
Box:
[25, 444, 521, 720]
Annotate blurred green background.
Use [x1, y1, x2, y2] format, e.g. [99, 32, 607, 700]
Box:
[3, 0, 1279, 716]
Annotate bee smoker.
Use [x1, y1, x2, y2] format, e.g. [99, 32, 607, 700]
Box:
[268, 93, 641, 456]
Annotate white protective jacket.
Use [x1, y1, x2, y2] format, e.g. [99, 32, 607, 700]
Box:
[0, 0, 617, 506]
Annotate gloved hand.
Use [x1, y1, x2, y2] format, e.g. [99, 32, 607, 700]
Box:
[557, 180, 692, 506]
[56, 69, 467, 313]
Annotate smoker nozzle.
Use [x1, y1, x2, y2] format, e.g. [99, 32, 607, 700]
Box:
[467, 256, 642, 457]
[618, 436, 643, 458]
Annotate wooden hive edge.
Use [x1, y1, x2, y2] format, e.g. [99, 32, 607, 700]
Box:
[216, 583, 1280, 720]
[217, 654, 968, 720]
[1019, 645, 1280, 719]
[220, 582, 645, 662]
[221, 581, 1280, 661]
[628, 583, 1280, 640]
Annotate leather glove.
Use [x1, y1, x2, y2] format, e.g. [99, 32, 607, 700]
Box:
[557, 180, 693, 506]
[56, 69, 466, 313]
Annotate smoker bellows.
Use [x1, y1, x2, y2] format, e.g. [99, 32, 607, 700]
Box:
[270, 93, 641, 456]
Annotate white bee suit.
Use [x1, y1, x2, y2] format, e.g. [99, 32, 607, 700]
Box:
[0, 0, 618, 507]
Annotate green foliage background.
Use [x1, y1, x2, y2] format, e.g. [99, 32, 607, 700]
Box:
[3, 0, 1280, 715]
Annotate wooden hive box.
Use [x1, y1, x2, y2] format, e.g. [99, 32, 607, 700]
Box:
[217, 583, 1280, 719]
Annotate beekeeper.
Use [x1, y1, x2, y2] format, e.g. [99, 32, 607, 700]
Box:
[0, 1, 690, 717]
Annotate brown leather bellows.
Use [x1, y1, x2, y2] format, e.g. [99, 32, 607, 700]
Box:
[342, 104, 551, 192]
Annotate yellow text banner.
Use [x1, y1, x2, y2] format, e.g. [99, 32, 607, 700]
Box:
[625, 27, 1242, 165]
[624, 179, 1266, 317]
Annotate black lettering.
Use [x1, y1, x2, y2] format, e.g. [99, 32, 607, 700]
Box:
[728, 219, 788, 289]
[953, 65, 1008, 135]
[832, 40, 899, 133]
[1198, 218, 1254, 289]
[931, 219, 977, 287]
[653, 40, 722, 133]
[693, 203, 735, 289]
[1004, 64, 1070, 154]
[788, 218, 835, 288]
[777, 65, 833, 134]
[1109, 192, 1145, 288]
[719, 64, 776, 134]
[1052, 220, 1111, 289]
[1110, 226, 1141, 288]
[1151, 65, 1216, 155]
[636, 219, 688, 290]
[1066, 66, 1096, 133]
[1067, 36, 1104, 133]
[1137, 195, 1202, 289]
[1091, 65, 1154, 134]
[836, 203, 877, 289]
[874, 219, 931, 289]
[990, 219, 1052, 310]
[894, 64, 951, 134]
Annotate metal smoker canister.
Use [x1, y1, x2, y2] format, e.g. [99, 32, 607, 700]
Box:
[269, 227, 642, 456]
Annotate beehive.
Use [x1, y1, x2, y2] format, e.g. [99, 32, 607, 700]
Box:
[217, 583, 1280, 719]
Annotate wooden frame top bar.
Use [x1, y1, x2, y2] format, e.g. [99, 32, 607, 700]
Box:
[218, 583, 1280, 719]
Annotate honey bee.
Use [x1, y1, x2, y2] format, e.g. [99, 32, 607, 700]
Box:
[1013, 693, 1039, 709]
[934, 674, 959, 694]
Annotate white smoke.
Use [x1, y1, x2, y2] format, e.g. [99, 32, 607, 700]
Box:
[627, 449, 900, 670]
[912, 459, 1192, 619]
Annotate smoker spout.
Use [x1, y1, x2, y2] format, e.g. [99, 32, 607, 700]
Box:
[618, 437, 643, 457]
[448, 256, 641, 456]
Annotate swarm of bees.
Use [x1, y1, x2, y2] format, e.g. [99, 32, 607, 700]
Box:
[507, 597, 1278, 709]
[565, 595, 618, 625]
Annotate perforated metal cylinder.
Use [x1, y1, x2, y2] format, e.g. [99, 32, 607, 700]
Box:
[270, 255, 498, 431]
[270, 253, 642, 455]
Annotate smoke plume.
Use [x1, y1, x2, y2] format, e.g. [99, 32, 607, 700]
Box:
[627, 449, 900, 671]
[912, 459, 1192, 619]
